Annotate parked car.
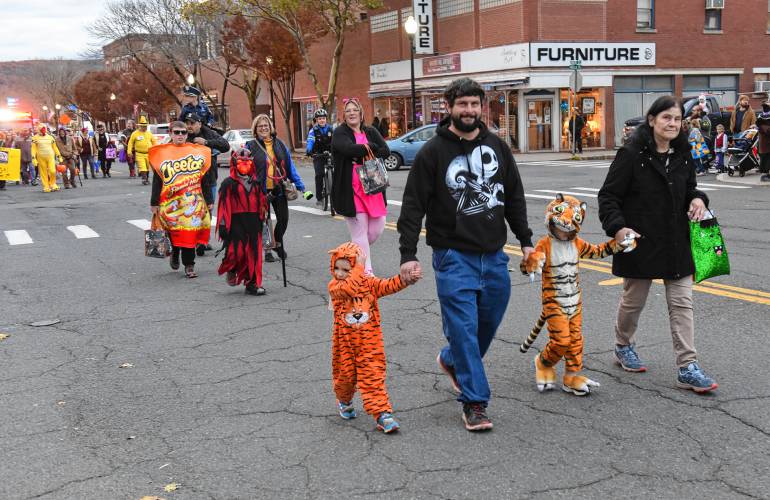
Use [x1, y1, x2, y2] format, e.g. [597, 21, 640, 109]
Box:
[383, 124, 437, 170]
[148, 123, 170, 144]
[217, 129, 254, 167]
[621, 95, 733, 144]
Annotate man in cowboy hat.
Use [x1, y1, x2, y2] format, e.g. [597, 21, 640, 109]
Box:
[127, 115, 157, 186]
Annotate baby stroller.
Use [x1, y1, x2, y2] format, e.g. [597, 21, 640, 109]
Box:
[726, 127, 759, 177]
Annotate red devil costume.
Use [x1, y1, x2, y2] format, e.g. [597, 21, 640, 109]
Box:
[216, 149, 268, 295]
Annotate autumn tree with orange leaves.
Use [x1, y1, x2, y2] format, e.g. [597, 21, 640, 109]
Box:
[73, 70, 121, 124]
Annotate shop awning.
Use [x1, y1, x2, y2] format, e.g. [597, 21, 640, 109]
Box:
[368, 70, 530, 98]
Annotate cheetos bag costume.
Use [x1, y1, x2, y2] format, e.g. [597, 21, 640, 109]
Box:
[148, 143, 212, 249]
[519, 194, 636, 396]
[216, 151, 267, 288]
[328, 242, 407, 418]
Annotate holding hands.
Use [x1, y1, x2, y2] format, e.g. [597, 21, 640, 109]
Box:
[400, 261, 422, 285]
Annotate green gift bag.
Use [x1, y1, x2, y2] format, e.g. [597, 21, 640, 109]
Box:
[689, 211, 730, 283]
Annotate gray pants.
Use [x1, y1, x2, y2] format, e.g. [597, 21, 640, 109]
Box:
[614, 276, 696, 368]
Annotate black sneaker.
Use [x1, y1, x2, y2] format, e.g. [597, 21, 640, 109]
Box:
[264, 251, 276, 263]
[170, 252, 180, 270]
[462, 403, 493, 431]
[196, 244, 205, 256]
[245, 283, 266, 295]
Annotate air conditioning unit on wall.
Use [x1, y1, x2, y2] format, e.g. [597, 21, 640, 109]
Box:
[706, 0, 725, 9]
[755, 81, 770, 92]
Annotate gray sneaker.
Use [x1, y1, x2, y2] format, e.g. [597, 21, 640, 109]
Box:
[677, 362, 718, 393]
[615, 344, 647, 372]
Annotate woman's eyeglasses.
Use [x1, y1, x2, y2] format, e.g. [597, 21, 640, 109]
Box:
[172, 130, 188, 135]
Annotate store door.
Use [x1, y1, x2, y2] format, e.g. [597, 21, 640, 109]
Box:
[525, 98, 553, 151]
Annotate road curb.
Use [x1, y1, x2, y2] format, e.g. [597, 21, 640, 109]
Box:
[715, 172, 770, 186]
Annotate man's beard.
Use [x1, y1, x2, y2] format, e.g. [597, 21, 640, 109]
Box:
[451, 113, 481, 133]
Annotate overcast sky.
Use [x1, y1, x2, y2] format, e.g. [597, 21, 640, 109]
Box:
[1, 0, 105, 61]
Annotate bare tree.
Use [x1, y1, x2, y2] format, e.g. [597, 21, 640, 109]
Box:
[186, 0, 381, 115]
[89, 0, 223, 108]
[28, 58, 95, 112]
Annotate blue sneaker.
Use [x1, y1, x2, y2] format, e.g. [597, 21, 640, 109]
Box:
[376, 412, 400, 434]
[337, 400, 356, 420]
[614, 344, 647, 372]
[677, 362, 718, 393]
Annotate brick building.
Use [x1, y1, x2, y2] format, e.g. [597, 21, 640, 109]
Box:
[287, 0, 770, 152]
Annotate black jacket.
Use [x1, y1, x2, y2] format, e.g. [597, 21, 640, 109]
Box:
[187, 125, 229, 182]
[598, 126, 709, 279]
[331, 123, 390, 217]
[397, 117, 533, 264]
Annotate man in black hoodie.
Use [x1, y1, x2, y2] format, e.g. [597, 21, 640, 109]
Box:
[397, 78, 534, 432]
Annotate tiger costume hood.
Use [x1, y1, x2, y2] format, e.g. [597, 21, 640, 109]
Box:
[545, 194, 587, 241]
[328, 241, 366, 279]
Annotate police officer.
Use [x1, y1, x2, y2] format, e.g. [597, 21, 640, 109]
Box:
[306, 109, 333, 208]
[180, 86, 214, 128]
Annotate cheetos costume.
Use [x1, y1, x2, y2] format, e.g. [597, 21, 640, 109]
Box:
[519, 194, 636, 396]
[128, 116, 157, 185]
[31, 125, 62, 192]
[328, 242, 407, 431]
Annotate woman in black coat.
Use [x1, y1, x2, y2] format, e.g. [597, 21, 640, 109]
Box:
[598, 95, 717, 393]
[331, 98, 390, 274]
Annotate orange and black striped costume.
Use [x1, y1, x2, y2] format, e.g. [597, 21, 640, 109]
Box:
[520, 194, 635, 395]
[328, 242, 407, 416]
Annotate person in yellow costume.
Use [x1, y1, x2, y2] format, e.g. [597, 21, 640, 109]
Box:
[128, 116, 157, 186]
[31, 124, 63, 192]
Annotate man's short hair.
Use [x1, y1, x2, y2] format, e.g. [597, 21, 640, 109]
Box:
[444, 78, 485, 108]
[170, 121, 186, 131]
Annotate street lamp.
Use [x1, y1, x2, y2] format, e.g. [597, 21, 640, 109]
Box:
[186, 74, 195, 86]
[265, 56, 275, 123]
[110, 93, 116, 101]
[54, 103, 61, 126]
[404, 16, 418, 131]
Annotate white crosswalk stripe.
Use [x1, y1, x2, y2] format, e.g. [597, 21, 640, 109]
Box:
[67, 225, 100, 239]
[535, 189, 598, 198]
[519, 161, 613, 169]
[4, 230, 33, 245]
[127, 219, 151, 230]
[697, 182, 751, 189]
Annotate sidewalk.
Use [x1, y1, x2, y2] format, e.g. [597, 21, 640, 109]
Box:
[513, 149, 617, 162]
[716, 171, 770, 186]
[291, 148, 618, 165]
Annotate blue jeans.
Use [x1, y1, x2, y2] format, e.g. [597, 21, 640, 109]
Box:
[433, 248, 511, 405]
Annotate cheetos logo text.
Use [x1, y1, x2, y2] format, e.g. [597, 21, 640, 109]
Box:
[159, 154, 206, 184]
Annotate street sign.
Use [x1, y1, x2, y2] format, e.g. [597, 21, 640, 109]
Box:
[569, 59, 582, 70]
[569, 71, 583, 92]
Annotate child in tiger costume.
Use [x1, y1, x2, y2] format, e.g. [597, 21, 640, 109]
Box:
[328, 242, 418, 433]
[519, 194, 636, 396]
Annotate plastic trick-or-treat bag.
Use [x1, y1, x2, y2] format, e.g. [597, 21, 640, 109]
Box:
[144, 214, 172, 258]
[689, 209, 730, 283]
[355, 144, 389, 195]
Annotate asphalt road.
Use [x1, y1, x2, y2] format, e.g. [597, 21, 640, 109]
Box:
[1, 158, 769, 499]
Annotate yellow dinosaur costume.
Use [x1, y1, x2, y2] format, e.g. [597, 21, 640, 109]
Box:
[31, 125, 62, 192]
[519, 194, 636, 396]
[128, 116, 156, 184]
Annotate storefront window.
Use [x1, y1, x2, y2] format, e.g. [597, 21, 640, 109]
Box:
[486, 91, 518, 150]
[372, 97, 421, 138]
[560, 88, 604, 150]
[428, 96, 445, 124]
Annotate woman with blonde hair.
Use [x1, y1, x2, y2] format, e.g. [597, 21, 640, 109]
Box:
[245, 114, 311, 263]
[331, 98, 390, 274]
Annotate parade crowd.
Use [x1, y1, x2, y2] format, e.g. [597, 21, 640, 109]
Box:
[3, 77, 755, 435]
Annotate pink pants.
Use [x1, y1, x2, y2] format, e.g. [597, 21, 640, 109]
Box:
[345, 213, 386, 274]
